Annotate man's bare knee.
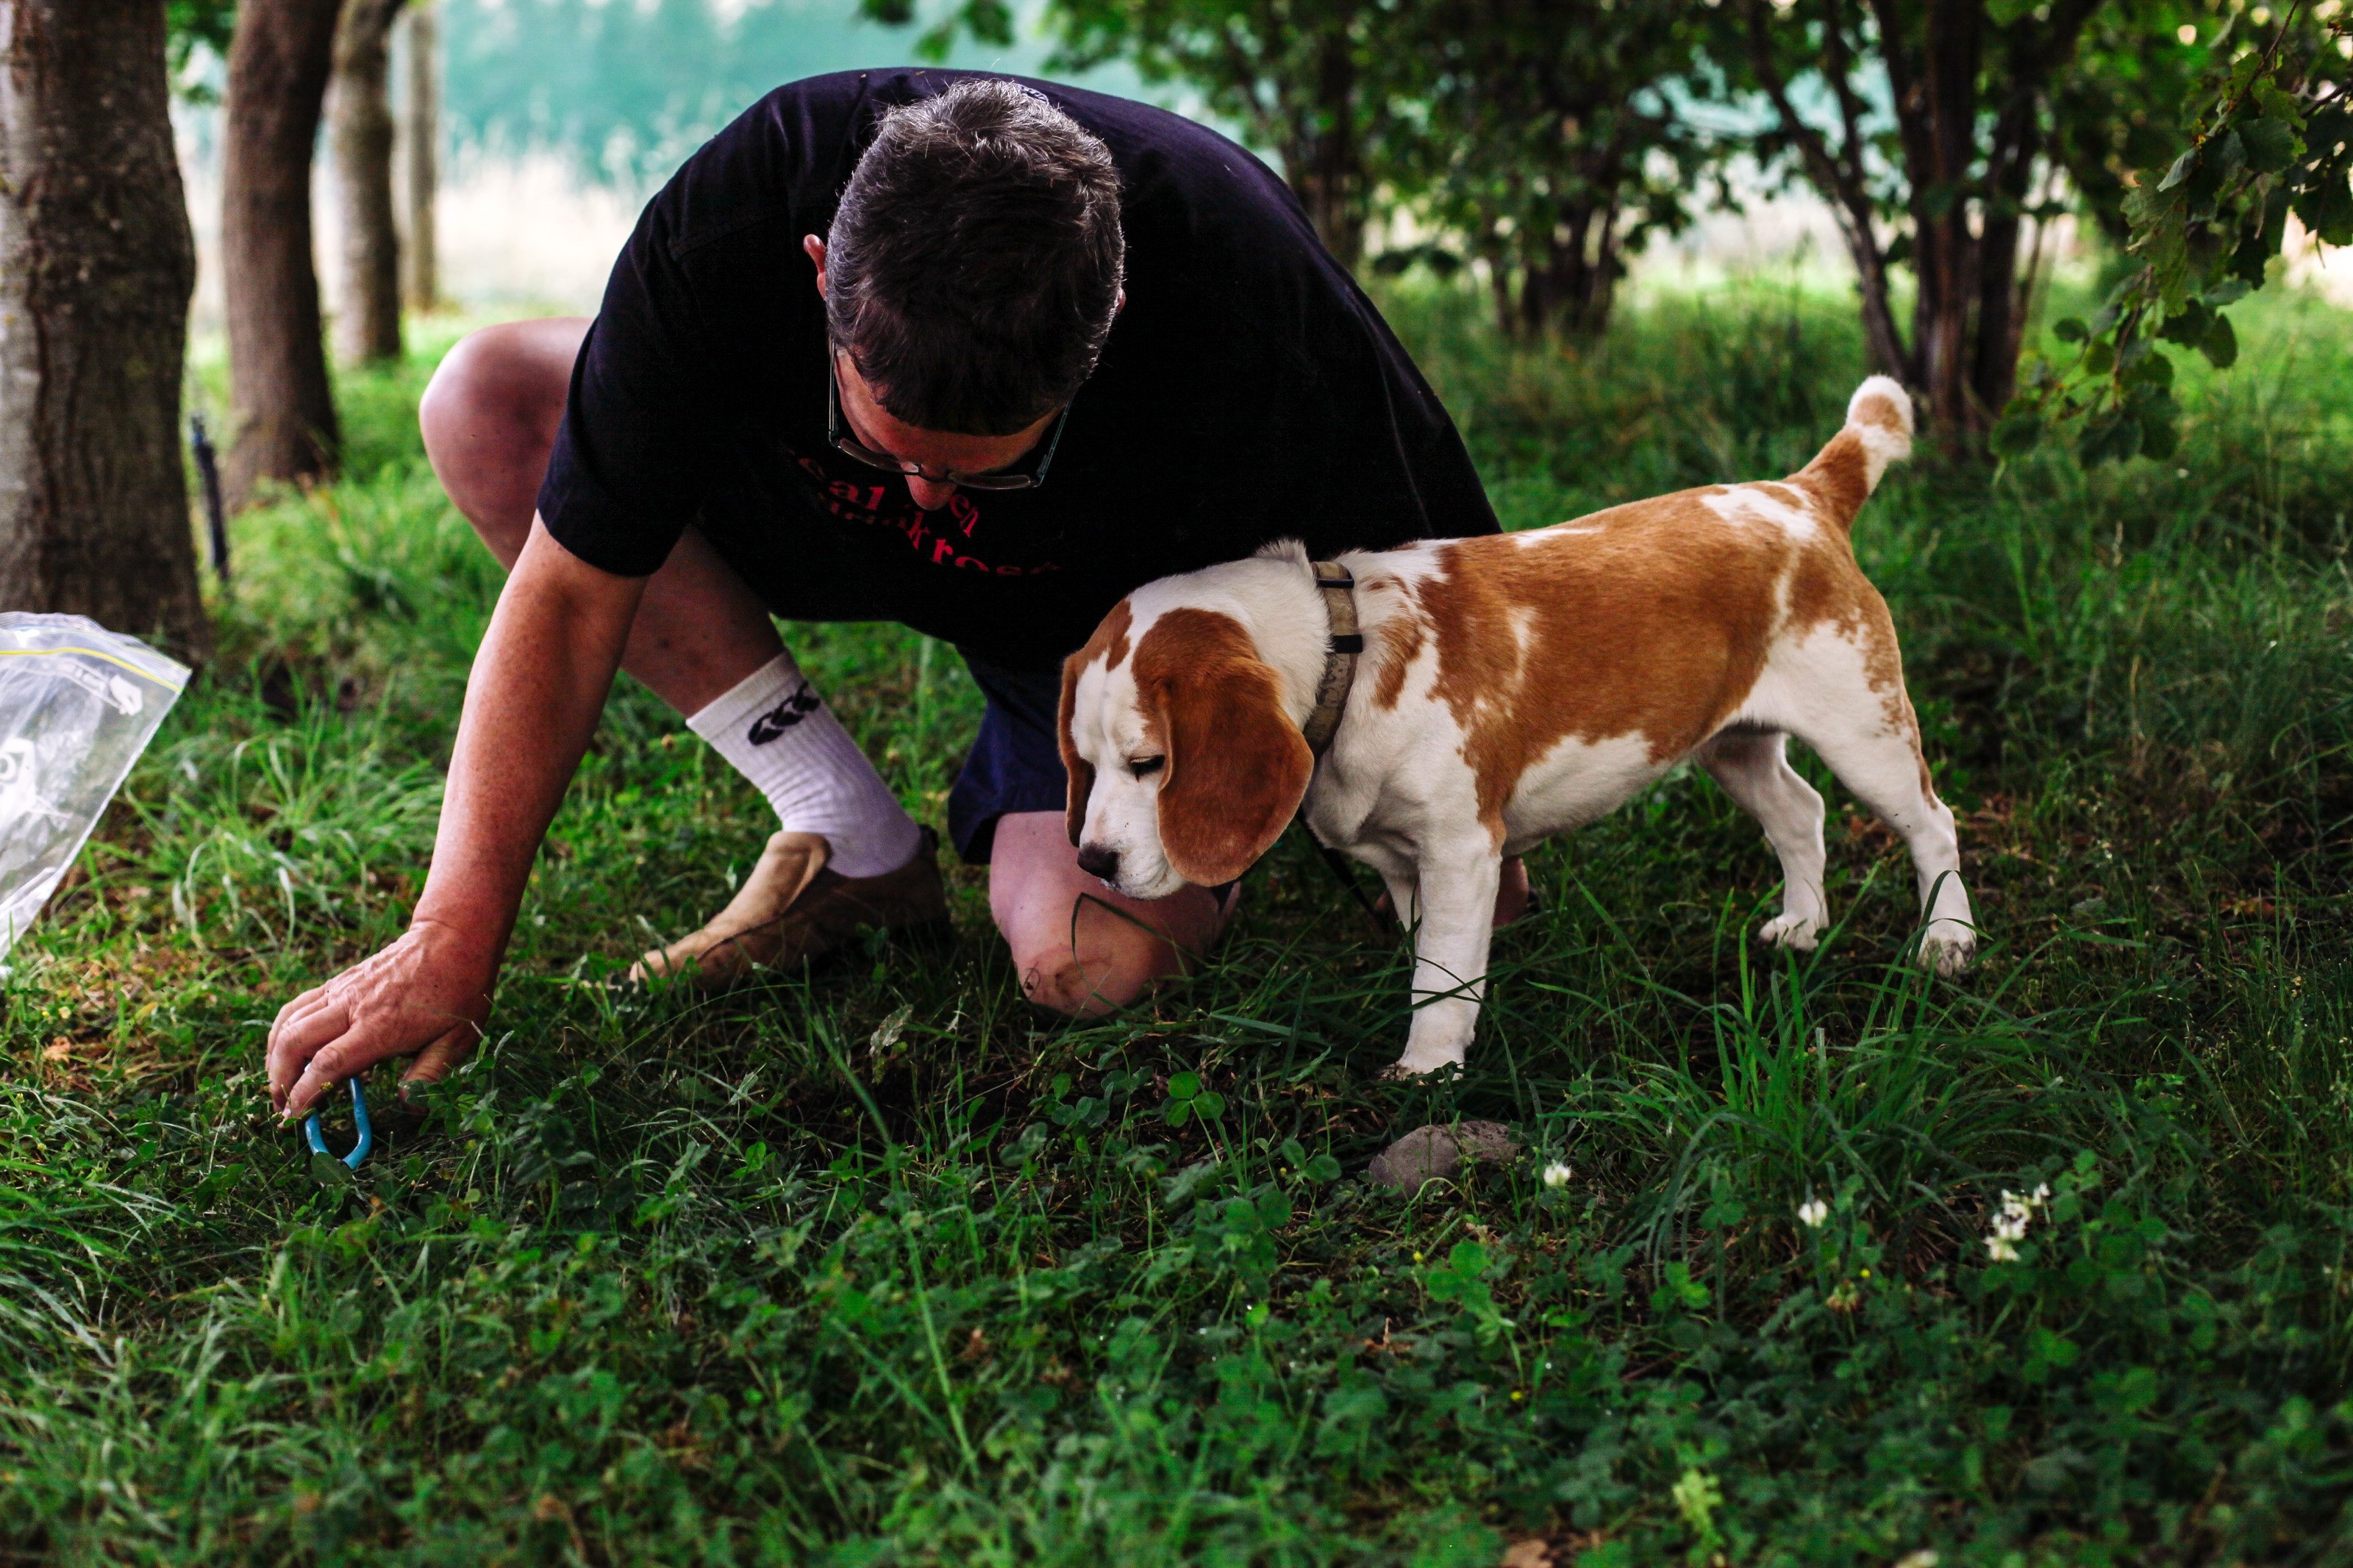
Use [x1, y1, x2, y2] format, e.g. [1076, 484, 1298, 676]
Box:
[420, 321, 585, 565]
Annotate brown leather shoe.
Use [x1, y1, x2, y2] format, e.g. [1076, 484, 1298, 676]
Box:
[628, 828, 949, 987]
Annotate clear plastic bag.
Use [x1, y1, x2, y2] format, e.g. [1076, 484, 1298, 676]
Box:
[0, 613, 189, 962]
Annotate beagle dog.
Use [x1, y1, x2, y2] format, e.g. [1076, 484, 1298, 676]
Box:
[1059, 378, 1977, 1075]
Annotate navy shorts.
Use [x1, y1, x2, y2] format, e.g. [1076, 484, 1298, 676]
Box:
[947, 649, 1069, 865]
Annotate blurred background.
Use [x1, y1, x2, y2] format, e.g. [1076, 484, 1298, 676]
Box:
[167, 0, 2353, 334]
[176, 0, 1163, 321]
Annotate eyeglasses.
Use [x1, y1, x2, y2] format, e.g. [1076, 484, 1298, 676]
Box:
[826, 352, 1069, 493]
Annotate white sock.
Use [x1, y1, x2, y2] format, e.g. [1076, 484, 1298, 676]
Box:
[687, 651, 924, 879]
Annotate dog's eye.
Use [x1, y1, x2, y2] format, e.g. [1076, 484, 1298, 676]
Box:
[1128, 755, 1165, 777]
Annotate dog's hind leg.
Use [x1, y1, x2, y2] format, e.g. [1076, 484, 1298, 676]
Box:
[1788, 704, 1977, 975]
[1696, 729, 1829, 953]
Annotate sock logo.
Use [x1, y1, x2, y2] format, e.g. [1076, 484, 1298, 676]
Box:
[746, 682, 823, 744]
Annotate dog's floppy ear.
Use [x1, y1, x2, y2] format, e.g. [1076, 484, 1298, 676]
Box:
[1137, 608, 1313, 887]
[1057, 649, 1096, 849]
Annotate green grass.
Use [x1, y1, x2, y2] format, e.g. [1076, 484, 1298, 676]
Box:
[4, 277, 2352, 1564]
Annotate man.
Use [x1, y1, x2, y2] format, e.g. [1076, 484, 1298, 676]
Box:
[268, 71, 1516, 1121]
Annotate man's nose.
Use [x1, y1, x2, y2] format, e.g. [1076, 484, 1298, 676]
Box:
[907, 476, 957, 511]
[1076, 843, 1120, 883]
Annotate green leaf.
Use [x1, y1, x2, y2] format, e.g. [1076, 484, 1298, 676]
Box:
[2252, 78, 2304, 124]
[1163, 1100, 1192, 1128]
[1168, 1072, 1200, 1101]
[2079, 413, 2144, 467]
[2238, 116, 2299, 174]
[2121, 346, 2174, 389]
[2157, 147, 2199, 191]
[2203, 129, 2246, 187]
[1279, 1137, 1309, 1170]
[1193, 1091, 1227, 1120]
[1304, 1153, 1343, 1184]
[2052, 317, 2088, 343]
[308, 1151, 356, 1189]
[1990, 407, 2043, 458]
[1254, 1188, 1292, 1228]
[2200, 314, 2237, 370]
[2083, 339, 2115, 376]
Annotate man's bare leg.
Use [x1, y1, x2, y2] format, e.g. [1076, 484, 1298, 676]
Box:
[420, 318, 781, 714]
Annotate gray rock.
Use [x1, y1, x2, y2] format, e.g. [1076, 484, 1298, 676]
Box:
[1366, 1120, 1520, 1192]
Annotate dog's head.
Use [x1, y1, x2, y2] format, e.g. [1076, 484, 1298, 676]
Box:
[1059, 597, 1313, 900]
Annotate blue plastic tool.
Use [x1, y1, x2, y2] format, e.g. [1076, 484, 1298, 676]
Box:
[304, 1078, 373, 1170]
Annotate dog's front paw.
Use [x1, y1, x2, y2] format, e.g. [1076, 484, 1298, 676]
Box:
[1382, 1050, 1465, 1081]
[1919, 923, 1977, 976]
[1757, 912, 1823, 952]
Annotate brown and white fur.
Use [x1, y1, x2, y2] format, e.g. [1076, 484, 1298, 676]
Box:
[1059, 378, 1977, 1075]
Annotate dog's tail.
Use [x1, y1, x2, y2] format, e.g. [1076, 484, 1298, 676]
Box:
[1794, 376, 1914, 533]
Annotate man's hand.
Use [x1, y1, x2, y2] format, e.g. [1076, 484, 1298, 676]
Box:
[268, 919, 498, 1120]
[262, 519, 646, 1123]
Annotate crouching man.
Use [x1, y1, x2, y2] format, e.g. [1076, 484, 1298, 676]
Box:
[267, 71, 1512, 1119]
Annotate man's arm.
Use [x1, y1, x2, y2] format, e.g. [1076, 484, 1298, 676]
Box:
[268, 519, 646, 1120]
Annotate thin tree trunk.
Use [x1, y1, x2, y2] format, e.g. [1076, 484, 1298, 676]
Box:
[0, 0, 211, 659]
[1293, 18, 1363, 268]
[1485, 247, 1515, 340]
[222, 0, 344, 512]
[1518, 227, 1554, 338]
[1968, 104, 2039, 425]
[330, 0, 404, 365]
[1889, 0, 1984, 432]
[1743, 0, 1913, 384]
[1577, 201, 1621, 338]
[399, 0, 438, 311]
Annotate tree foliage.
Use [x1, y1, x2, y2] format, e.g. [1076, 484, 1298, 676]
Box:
[1036, 0, 1388, 268]
[2004, 4, 2352, 465]
[167, 0, 240, 97]
[1729, 0, 2129, 437]
[1375, 0, 1722, 340]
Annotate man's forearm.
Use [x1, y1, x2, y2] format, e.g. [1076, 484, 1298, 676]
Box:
[410, 519, 645, 967]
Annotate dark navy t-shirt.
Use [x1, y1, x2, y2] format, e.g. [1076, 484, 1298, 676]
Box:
[538, 68, 1499, 673]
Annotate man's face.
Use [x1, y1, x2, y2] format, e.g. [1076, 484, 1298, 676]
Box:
[804, 234, 1060, 512]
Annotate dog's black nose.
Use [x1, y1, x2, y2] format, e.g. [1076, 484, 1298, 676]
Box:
[1076, 843, 1120, 882]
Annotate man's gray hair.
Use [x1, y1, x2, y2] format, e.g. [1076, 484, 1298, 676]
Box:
[824, 78, 1126, 435]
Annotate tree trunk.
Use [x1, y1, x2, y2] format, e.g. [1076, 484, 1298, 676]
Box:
[1878, 0, 1984, 432]
[1573, 202, 1621, 339]
[221, 0, 344, 512]
[399, 0, 438, 312]
[330, 0, 404, 365]
[1285, 19, 1363, 270]
[0, 0, 211, 659]
[1518, 230, 1554, 339]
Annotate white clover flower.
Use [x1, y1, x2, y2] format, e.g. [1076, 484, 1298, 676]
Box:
[1542, 1161, 1572, 1189]
[1798, 1198, 1829, 1228]
[1984, 1185, 2046, 1263]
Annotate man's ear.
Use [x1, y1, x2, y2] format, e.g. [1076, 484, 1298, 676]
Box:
[1139, 610, 1312, 887]
[803, 234, 828, 296]
[1058, 650, 1096, 849]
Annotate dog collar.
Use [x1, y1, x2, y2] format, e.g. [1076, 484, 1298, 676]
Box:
[1302, 560, 1361, 758]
